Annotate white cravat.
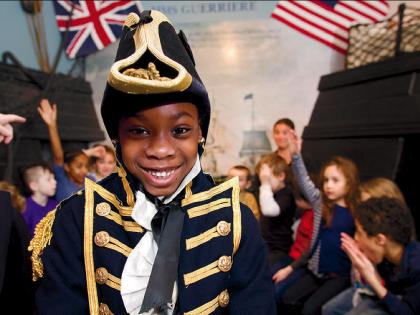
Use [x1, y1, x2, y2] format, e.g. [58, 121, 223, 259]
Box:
[121, 156, 201, 314]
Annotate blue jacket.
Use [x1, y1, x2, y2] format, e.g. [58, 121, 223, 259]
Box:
[379, 241, 420, 315]
[32, 167, 275, 314]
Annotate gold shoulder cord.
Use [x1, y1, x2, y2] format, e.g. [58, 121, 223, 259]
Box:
[29, 209, 57, 281]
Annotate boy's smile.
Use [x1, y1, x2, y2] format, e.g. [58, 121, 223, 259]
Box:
[118, 102, 202, 197]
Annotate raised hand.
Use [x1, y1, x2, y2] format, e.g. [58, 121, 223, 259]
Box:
[0, 113, 26, 144]
[83, 145, 106, 159]
[288, 129, 301, 156]
[38, 99, 57, 127]
[258, 163, 272, 185]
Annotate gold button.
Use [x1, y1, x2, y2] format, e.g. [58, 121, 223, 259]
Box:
[218, 290, 229, 307]
[216, 221, 231, 236]
[94, 231, 110, 247]
[95, 267, 109, 284]
[76, 190, 83, 195]
[99, 303, 113, 315]
[96, 202, 111, 216]
[218, 256, 232, 272]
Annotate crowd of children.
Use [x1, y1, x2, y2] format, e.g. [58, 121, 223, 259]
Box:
[223, 118, 420, 315]
[0, 99, 118, 244]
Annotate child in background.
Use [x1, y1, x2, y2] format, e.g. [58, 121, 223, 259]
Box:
[88, 144, 116, 181]
[0, 181, 26, 213]
[272, 118, 295, 164]
[340, 197, 420, 315]
[227, 165, 260, 220]
[257, 153, 296, 266]
[322, 178, 407, 315]
[20, 163, 58, 237]
[274, 130, 360, 315]
[38, 99, 105, 202]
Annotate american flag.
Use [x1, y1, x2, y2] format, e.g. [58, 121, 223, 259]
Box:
[271, 1, 389, 54]
[53, 1, 142, 59]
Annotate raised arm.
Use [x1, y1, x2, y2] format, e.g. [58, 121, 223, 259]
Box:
[288, 130, 321, 210]
[38, 99, 64, 166]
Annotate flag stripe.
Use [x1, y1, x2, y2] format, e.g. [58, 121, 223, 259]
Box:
[347, 1, 385, 21]
[312, 0, 354, 22]
[365, 1, 388, 14]
[338, 2, 377, 22]
[276, 3, 348, 42]
[360, 0, 388, 16]
[271, 12, 347, 54]
[288, 1, 348, 32]
[297, 1, 351, 29]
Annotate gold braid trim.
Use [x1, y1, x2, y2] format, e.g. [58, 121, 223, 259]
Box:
[28, 209, 57, 281]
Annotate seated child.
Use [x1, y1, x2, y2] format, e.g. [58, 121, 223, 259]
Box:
[38, 99, 105, 202]
[227, 165, 260, 220]
[88, 144, 116, 182]
[257, 153, 296, 266]
[322, 178, 407, 315]
[339, 197, 420, 315]
[20, 163, 58, 237]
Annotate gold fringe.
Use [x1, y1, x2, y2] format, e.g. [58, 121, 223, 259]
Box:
[29, 209, 57, 281]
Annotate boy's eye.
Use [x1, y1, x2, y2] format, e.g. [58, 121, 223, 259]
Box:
[128, 127, 149, 136]
[172, 127, 191, 136]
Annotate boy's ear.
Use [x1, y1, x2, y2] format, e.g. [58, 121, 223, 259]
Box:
[278, 171, 286, 182]
[375, 233, 388, 246]
[28, 181, 38, 193]
[64, 164, 70, 173]
[245, 179, 252, 189]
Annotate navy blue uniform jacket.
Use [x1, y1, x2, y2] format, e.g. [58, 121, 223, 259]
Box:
[32, 167, 276, 314]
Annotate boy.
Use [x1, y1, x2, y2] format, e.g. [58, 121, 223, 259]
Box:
[340, 197, 420, 315]
[257, 153, 296, 266]
[31, 10, 275, 314]
[227, 165, 260, 220]
[21, 163, 58, 237]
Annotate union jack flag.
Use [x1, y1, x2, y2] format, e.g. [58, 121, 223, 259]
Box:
[53, 1, 142, 59]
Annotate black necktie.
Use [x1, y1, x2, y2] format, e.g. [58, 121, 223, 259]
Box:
[140, 195, 185, 314]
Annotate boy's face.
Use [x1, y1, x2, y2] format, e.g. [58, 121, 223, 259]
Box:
[354, 220, 385, 265]
[34, 169, 57, 197]
[227, 168, 250, 191]
[273, 123, 291, 150]
[118, 102, 202, 197]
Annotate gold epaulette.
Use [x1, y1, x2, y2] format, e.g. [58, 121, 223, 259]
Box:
[28, 209, 56, 281]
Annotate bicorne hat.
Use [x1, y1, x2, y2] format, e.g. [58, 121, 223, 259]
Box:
[101, 10, 210, 141]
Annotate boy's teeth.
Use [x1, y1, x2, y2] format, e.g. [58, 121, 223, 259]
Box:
[149, 169, 175, 178]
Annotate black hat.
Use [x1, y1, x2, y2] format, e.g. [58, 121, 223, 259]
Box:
[101, 10, 210, 141]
